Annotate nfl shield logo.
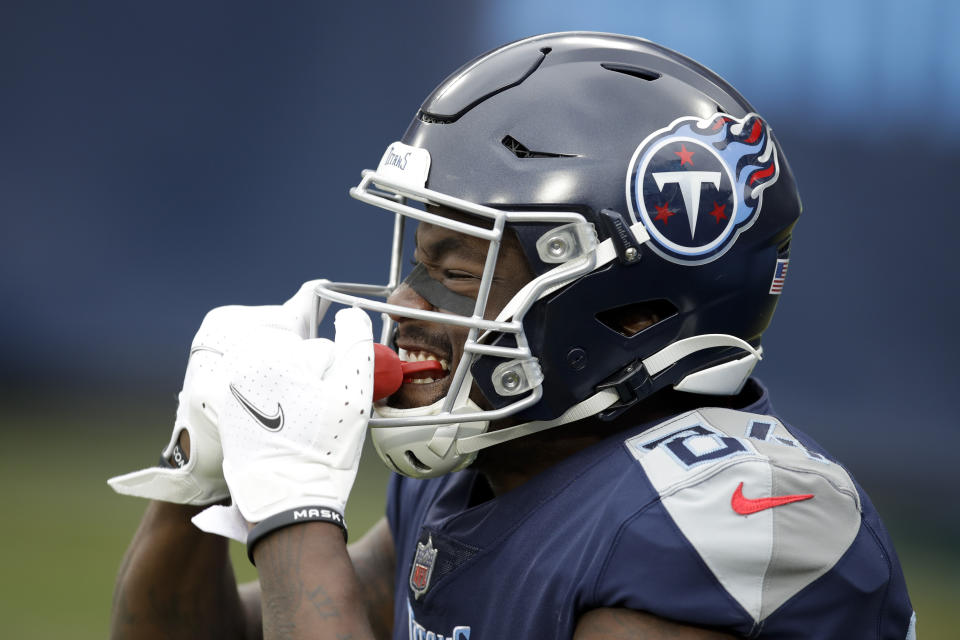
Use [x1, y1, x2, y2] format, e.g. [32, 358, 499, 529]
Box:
[409, 535, 438, 599]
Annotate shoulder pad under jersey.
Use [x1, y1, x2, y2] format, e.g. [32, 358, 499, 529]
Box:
[624, 408, 862, 623]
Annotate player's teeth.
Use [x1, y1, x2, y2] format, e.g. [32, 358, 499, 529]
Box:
[407, 350, 443, 362]
[399, 350, 449, 368]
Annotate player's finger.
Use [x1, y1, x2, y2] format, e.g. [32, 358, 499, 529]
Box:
[299, 338, 336, 380]
[279, 279, 325, 337]
[324, 307, 374, 384]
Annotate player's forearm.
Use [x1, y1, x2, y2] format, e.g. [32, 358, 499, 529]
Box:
[110, 500, 249, 640]
[254, 521, 378, 640]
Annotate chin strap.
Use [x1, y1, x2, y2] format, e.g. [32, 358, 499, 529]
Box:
[454, 388, 620, 455]
[376, 332, 760, 464]
[455, 334, 761, 456]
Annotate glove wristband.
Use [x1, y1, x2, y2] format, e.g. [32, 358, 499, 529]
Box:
[157, 442, 189, 469]
[246, 506, 348, 565]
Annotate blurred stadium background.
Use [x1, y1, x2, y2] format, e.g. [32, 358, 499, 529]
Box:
[1, 1, 957, 637]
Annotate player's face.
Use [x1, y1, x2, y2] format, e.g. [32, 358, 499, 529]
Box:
[384, 215, 534, 409]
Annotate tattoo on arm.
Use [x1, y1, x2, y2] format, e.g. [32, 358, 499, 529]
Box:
[255, 522, 384, 640]
[307, 584, 341, 619]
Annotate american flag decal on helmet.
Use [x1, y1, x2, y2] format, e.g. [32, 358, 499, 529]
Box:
[769, 259, 789, 294]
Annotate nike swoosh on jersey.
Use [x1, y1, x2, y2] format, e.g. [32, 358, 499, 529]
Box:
[731, 481, 813, 515]
[229, 383, 284, 432]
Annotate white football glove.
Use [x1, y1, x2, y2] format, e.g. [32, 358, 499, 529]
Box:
[107, 347, 229, 504]
[192, 307, 373, 543]
[108, 280, 323, 505]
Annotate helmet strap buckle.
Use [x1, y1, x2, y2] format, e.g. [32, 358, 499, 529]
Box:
[595, 360, 653, 421]
[597, 209, 646, 266]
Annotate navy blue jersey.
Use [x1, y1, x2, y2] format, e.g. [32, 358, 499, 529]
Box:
[385, 382, 915, 639]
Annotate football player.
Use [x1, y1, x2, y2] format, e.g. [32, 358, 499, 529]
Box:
[109, 33, 916, 639]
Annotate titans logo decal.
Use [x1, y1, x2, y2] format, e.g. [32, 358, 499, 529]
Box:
[626, 112, 780, 264]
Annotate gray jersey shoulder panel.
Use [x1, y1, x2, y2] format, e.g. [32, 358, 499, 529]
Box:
[624, 408, 862, 622]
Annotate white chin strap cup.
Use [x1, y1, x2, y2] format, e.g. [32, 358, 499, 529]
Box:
[371, 391, 490, 478]
[643, 333, 762, 396]
[673, 348, 761, 395]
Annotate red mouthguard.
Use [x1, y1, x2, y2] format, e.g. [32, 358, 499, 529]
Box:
[372, 343, 445, 401]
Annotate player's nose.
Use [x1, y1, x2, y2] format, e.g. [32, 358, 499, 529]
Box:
[386, 281, 433, 322]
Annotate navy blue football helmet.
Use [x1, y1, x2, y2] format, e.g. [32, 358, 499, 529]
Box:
[315, 32, 801, 477]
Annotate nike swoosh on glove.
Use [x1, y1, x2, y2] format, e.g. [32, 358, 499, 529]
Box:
[108, 280, 325, 506]
[192, 307, 373, 542]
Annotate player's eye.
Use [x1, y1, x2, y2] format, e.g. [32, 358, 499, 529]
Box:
[412, 253, 479, 281]
[443, 269, 479, 280]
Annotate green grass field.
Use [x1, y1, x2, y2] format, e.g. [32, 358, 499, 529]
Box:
[2, 396, 954, 638]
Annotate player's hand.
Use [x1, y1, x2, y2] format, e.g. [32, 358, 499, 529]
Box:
[107, 345, 229, 504]
[107, 280, 323, 505]
[192, 307, 373, 546]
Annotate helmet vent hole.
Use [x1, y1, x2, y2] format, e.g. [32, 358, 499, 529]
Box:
[600, 62, 661, 82]
[405, 450, 431, 472]
[596, 299, 677, 337]
[418, 110, 455, 124]
[778, 238, 791, 258]
[501, 135, 577, 159]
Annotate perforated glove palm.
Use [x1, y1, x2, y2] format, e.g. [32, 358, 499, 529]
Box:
[192, 307, 373, 542]
[108, 281, 324, 506]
